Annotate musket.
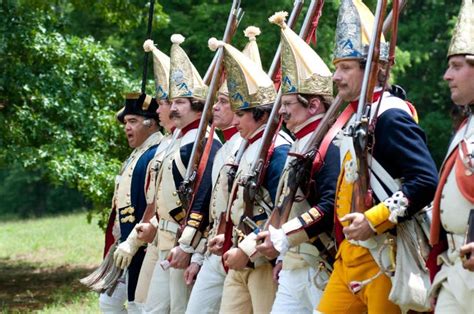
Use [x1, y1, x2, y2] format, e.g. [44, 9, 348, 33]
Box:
[203, 7, 245, 84]
[141, 0, 155, 94]
[265, 0, 406, 228]
[177, 0, 242, 216]
[239, 0, 325, 235]
[349, 0, 388, 214]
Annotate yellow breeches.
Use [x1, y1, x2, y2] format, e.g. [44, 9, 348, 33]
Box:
[318, 240, 400, 314]
[335, 151, 355, 227]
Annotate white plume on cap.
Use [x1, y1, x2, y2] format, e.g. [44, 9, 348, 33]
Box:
[208, 37, 225, 52]
[171, 34, 185, 45]
[244, 26, 261, 41]
[269, 11, 288, 29]
[143, 39, 155, 52]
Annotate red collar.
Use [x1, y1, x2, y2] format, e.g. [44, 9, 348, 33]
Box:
[248, 130, 264, 144]
[181, 119, 201, 136]
[349, 90, 383, 111]
[221, 126, 238, 141]
[294, 119, 321, 140]
[170, 126, 177, 133]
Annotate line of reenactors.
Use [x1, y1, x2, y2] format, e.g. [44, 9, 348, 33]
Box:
[86, 0, 474, 313]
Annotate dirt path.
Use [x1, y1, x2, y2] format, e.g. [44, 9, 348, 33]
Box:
[0, 257, 97, 312]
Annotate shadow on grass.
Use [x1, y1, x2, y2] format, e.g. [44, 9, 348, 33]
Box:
[0, 257, 98, 312]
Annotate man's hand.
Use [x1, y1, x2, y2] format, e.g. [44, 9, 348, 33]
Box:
[272, 261, 283, 284]
[460, 242, 474, 271]
[113, 229, 143, 269]
[223, 247, 249, 270]
[340, 212, 374, 241]
[184, 262, 201, 285]
[208, 234, 225, 256]
[135, 222, 157, 243]
[256, 231, 279, 259]
[169, 246, 191, 269]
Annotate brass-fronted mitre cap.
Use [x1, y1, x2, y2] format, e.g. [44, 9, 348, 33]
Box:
[169, 34, 208, 101]
[143, 40, 170, 100]
[448, 0, 474, 60]
[209, 37, 275, 112]
[218, 26, 263, 96]
[333, 0, 389, 64]
[269, 11, 332, 96]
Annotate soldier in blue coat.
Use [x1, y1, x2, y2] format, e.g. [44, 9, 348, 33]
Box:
[99, 92, 162, 313]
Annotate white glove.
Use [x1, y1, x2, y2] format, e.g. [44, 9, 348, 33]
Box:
[113, 229, 144, 269]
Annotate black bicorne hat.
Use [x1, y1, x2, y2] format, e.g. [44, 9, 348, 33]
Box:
[117, 92, 158, 124]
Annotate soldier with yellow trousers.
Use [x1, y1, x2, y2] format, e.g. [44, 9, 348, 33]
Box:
[317, 0, 438, 313]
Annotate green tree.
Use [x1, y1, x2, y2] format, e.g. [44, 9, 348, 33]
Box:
[1, 2, 136, 226]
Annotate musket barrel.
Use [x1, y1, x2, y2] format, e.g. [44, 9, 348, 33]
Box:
[141, 0, 155, 94]
[355, 0, 387, 121]
[180, 0, 241, 209]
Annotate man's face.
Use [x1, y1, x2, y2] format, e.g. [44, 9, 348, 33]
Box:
[213, 94, 235, 130]
[156, 100, 175, 132]
[232, 110, 265, 140]
[170, 97, 201, 129]
[333, 60, 364, 102]
[279, 94, 312, 132]
[444, 55, 474, 106]
[123, 114, 151, 148]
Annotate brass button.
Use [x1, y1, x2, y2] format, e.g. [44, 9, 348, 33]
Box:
[172, 191, 177, 196]
[176, 200, 182, 206]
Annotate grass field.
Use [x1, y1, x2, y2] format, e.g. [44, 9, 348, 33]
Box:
[0, 212, 104, 313]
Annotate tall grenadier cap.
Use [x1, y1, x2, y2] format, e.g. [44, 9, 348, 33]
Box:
[218, 26, 263, 96]
[333, 0, 389, 64]
[209, 38, 276, 112]
[143, 40, 170, 100]
[169, 34, 208, 101]
[447, 0, 474, 62]
[269, 11, 332, 96]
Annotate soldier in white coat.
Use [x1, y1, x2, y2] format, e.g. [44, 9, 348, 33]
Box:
[254, 11, 339, 313]
[429, 1, 474, 312]
[206, 37, 292, 314]
[137, 34, 221, 314]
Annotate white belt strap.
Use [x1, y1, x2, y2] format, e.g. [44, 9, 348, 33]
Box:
[368, 153, 400, 200]
[158, 219, 180, 234]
